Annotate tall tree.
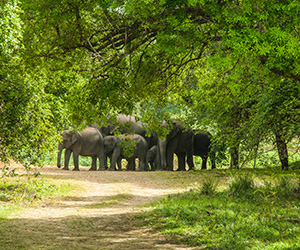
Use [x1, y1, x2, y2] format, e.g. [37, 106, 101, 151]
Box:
[0, 0, 69, 166]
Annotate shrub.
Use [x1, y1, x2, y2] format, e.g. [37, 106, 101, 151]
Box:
[199, 178, 218, 195]
[228, 174, 255, 197]
[275, 176, 300, 198]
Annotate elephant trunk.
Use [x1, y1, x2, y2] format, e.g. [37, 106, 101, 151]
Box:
[57, 143, 64, 168]
[158, 139, 167, 170]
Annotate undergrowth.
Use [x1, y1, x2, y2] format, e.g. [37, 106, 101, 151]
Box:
[138, 171, 300, 249]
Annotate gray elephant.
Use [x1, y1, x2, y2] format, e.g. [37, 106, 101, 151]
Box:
[157, 119, 194, 171]
[94, 114, 158, 148]
[94, 114, 145, 136]
[193, 130, 216, 169]
[103, 135, 122, 170]
[146, 145, 158, 171]
[57, 127, 106, 171]
[95, 114, 158, 170]
[108, 134, 149, 171]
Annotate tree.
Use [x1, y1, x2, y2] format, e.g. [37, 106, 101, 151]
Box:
[2, 0, 299, 167]
[19, 0, 299, 119]
[0, 0, 69, 166]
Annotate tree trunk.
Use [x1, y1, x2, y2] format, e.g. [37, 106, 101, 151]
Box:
[230, 146, 239, 169]
[274, 130, 289, 170]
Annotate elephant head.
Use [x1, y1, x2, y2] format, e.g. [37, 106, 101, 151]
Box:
[157, 120, 180, 170]
[104, 135, 118, 154]
[57, 129, 79, 168]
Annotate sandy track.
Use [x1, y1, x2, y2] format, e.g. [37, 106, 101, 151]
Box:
[4, 165, 203, 249]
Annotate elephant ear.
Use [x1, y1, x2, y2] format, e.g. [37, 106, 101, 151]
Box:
[71, 131, 78, 144]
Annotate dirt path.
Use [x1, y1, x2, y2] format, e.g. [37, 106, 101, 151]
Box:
[4, 165, 205, 249]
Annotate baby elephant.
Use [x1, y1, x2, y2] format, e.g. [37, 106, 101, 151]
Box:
[109, 134, 149, 171]
[103, 135, 122, 170]
[146, 145, 158, 171]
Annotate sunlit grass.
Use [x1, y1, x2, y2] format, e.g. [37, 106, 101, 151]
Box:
[0, 176, 74, 218]
[83, 193, 133, 209]
[138, 170, 300, 249]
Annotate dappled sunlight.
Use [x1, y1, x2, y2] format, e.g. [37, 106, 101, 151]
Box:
[1, 165, 203, 249]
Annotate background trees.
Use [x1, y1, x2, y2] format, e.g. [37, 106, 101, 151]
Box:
[0, 0, 299, 169]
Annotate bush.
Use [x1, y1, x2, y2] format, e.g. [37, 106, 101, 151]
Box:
[228, 174, 255, 197]
[199, 178, 218, 195]
[275, 175, 300, 198]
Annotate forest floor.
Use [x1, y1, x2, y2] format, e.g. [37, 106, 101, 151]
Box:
[1, 165, 208, 249]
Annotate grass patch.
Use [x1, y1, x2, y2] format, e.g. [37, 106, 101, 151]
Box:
[138, 170, 300, 249]
[0, 176, 74, 218]
[83, 193, 133, 209]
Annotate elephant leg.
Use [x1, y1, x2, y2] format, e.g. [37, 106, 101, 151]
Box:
[117, 158, 122, 170]
[139, 155, 149, 171]
[187, 153, 195, 171]
[99, 153, 108, 171]
[137, 158, 146, 171]
[57, 143, 64, 168]
[109, 148, 120, 171]
[201, 155, 208, 170]
[150, 162, 154, 171]
[127, 159, 135, 171]
[63, 149, 72, 170]
[158, 139, 167, 170]
[177, 153, 186, 171]
[97, 137, 107, 171]
[166, 150, 175, 171]
[73, 153, 80, 171]
[101, 154, 111, 171]
[89, 156, 97, 171]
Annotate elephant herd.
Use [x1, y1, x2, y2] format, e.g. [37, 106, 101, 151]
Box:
[57, 114, 216, 171]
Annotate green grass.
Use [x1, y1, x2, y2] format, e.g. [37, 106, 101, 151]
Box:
[0, 176, 74, 218]
[138, 170, 300, 249]
[83, 193, 134, 209]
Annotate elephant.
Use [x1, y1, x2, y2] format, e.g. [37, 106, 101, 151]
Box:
[94, 114, 145, 137]
[94, 114, 158, 148]
[108, 134, 149, 171]
[57, 127, 106, 171]
[193, 130, 216, 170]
[146, 145, 158, 171]
[95, 114, 158, 170]
[103, 135, 122, 170]
[157, 119, 194, 171]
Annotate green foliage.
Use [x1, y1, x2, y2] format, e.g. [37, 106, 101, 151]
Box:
[119, 137, 137, 158]
[0, 1, 71, 166]
[0, 0, 23, 61]
[140, 171, 300, 248]
[0, 0, 299, 169]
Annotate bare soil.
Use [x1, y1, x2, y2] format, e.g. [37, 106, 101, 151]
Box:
[2, 165, 207, 249]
